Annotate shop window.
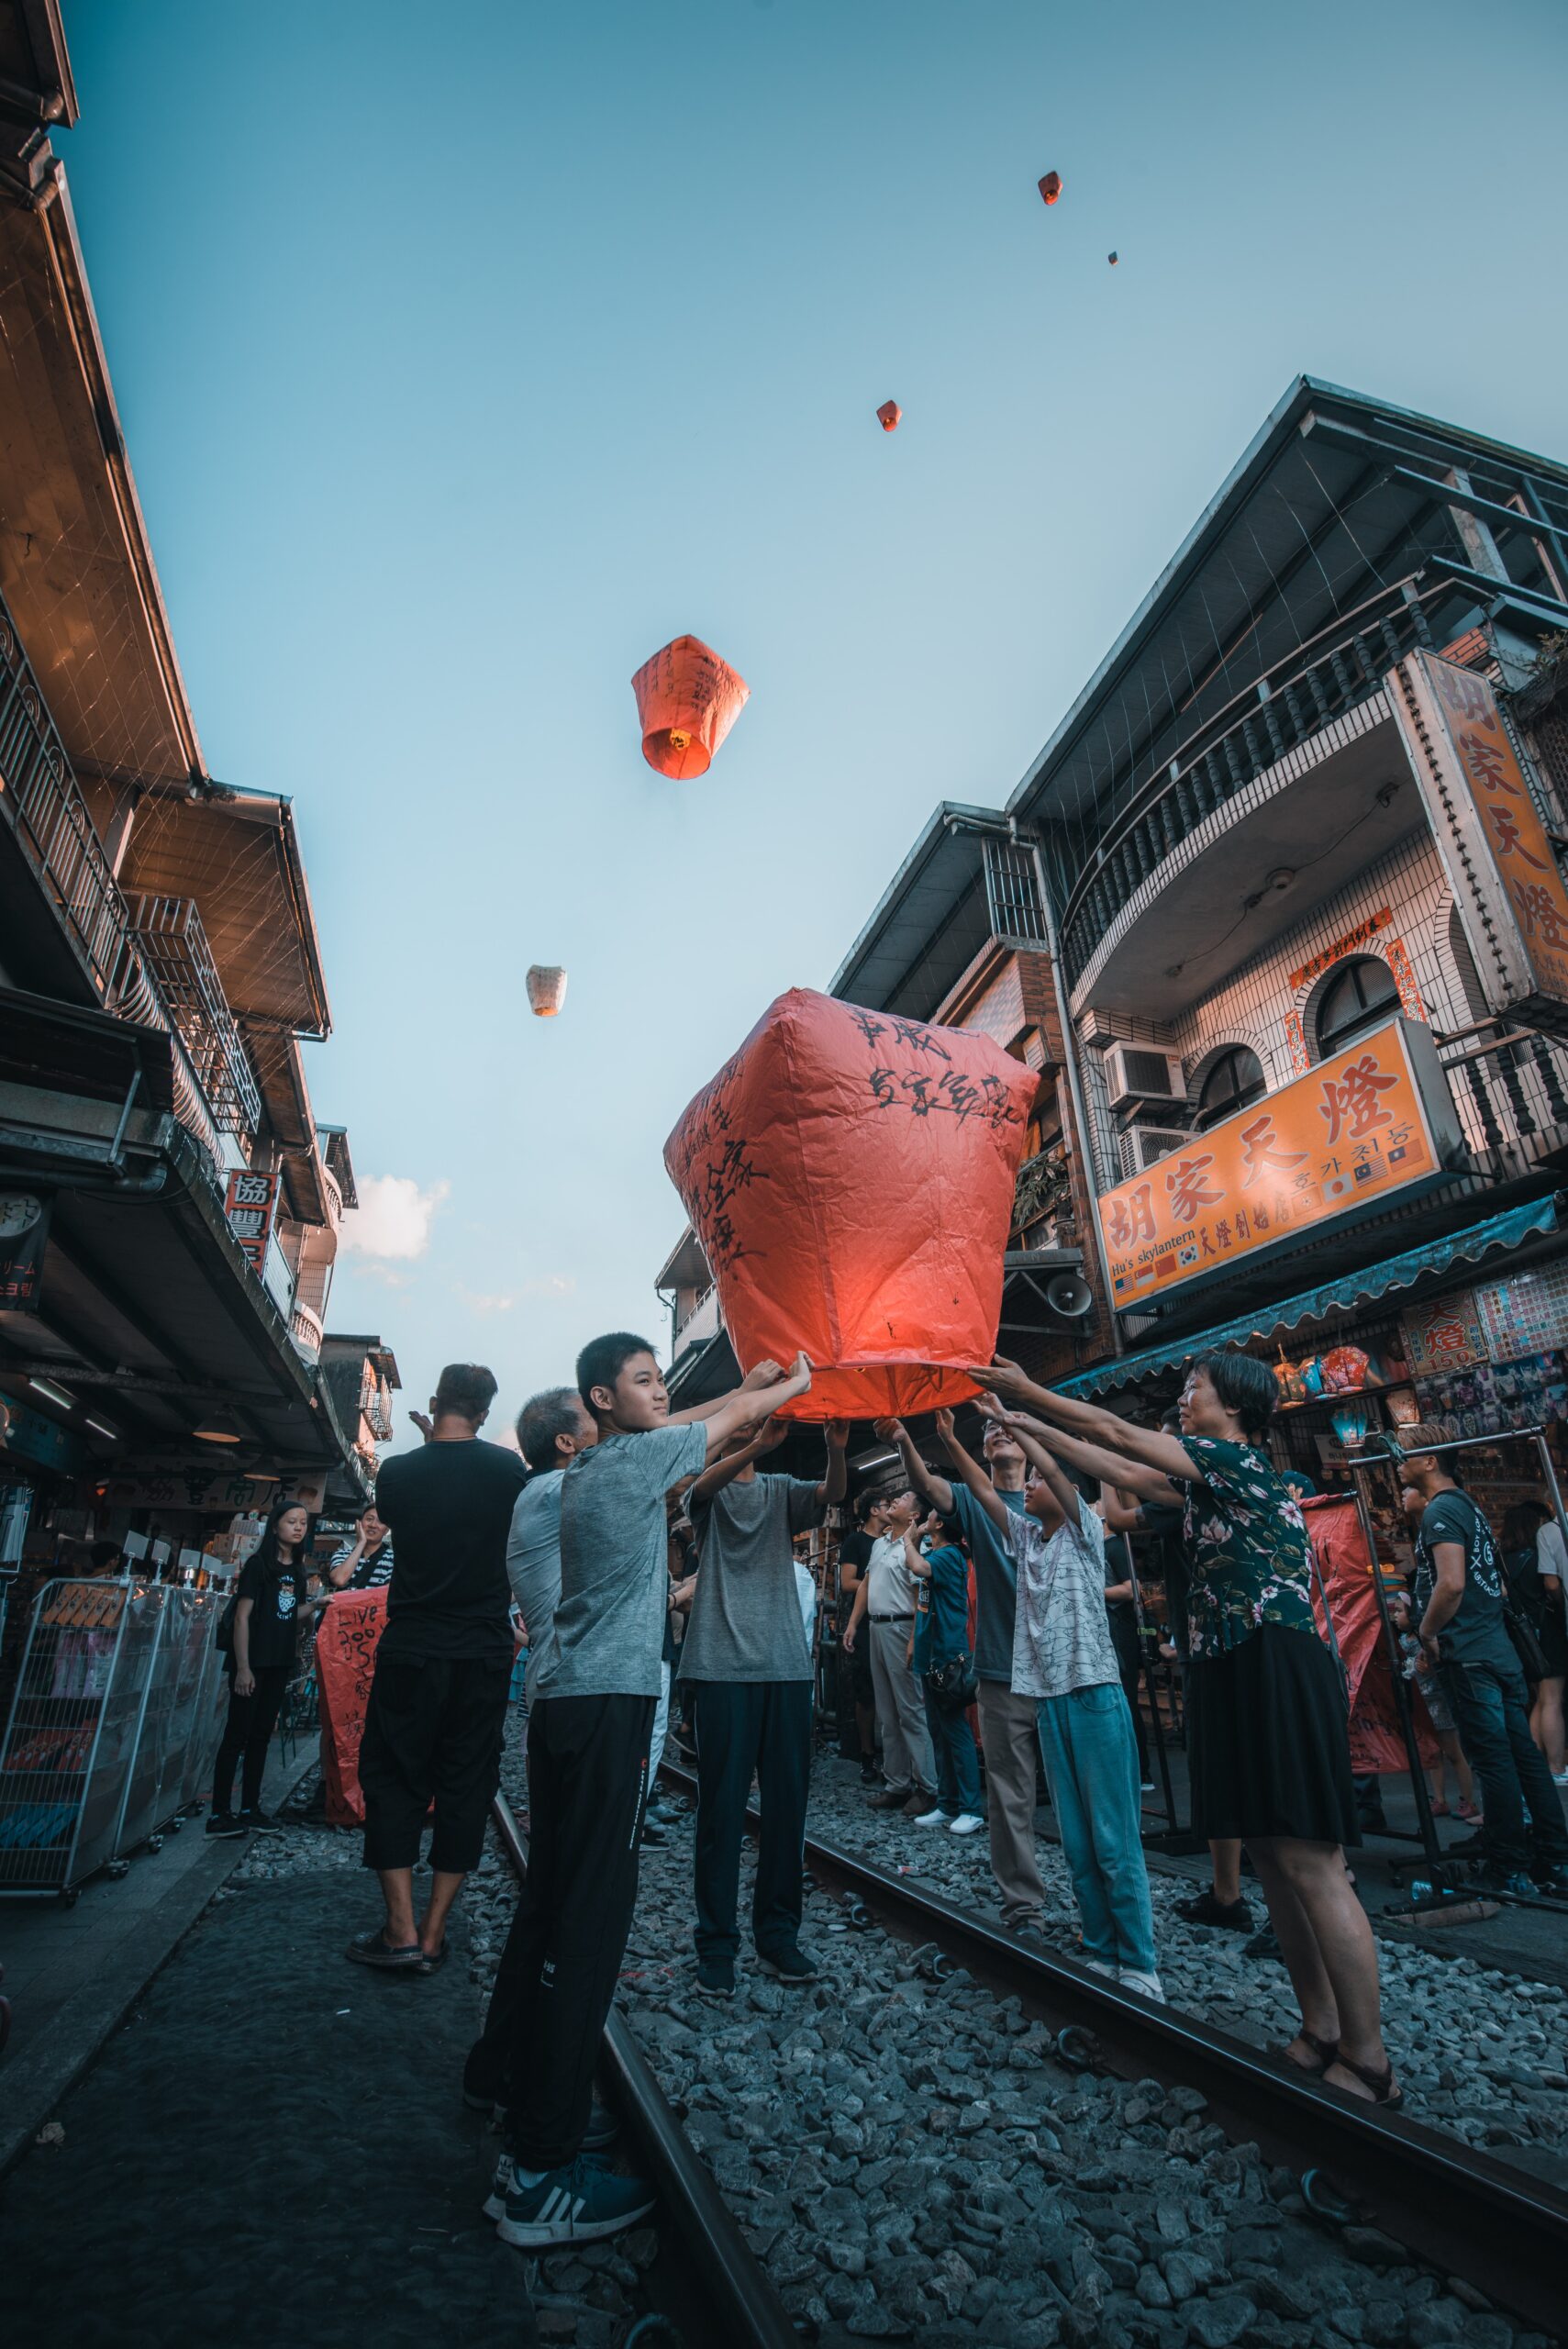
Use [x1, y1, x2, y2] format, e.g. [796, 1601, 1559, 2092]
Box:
[1315, 956, 1399, 1057]
[1194, 1045, 1265, 1130]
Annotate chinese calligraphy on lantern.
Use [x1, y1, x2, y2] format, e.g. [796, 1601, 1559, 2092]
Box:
[1097, 1017, 1445, 1306]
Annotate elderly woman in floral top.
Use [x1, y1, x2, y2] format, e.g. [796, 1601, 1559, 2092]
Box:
[972, 1349, 1396, 2109]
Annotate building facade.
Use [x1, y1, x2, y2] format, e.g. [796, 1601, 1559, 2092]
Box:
[0, 13, 392, 1599]
[660, 381, 1568, 1537]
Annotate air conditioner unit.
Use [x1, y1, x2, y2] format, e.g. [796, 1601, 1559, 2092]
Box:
[1119, 1123, 1193, 1178]
[1103, 1043, 1187, 1113]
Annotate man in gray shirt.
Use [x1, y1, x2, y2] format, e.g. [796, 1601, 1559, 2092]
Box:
[681, 1418, 848, 1998]
[465, 1385, 597, 2122]
[495, 1333, 811, 2254]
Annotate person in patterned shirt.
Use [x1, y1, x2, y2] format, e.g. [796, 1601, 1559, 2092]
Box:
[971, 1349, 1396, 2109]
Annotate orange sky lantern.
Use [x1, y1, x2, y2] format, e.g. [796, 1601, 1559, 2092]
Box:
[1038, 171, 1062, 205]
[631, 635, 750, 780]
[1107, 250, 1118, 265]
[664, 988, 1040, 1421]
[876, 400, 902, 432]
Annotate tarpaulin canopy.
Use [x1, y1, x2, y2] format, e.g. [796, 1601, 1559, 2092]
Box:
[664, 988, 1039, 1421]
[1059, 1197, 1558, 1400]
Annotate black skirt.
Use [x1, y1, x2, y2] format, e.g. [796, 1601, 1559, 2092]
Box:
[1185, 1622, 1361, 1847]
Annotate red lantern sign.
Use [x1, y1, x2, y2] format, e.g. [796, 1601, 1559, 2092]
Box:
[664, 989, 1039, 1421]
[876, 400, 902, 432]
[631, 635, 750, 780]
[1038, 171, 1062, 205]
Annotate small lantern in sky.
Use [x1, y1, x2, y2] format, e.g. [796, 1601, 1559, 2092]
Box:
[1107, 250, 1118, 265]
[1038, 171, 1062, 206]
[876, 400, 902, 433]
[526, 965, 567, 1018]
[631, 635, 751, 780]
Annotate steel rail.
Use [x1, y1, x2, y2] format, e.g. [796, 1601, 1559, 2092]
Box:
[659, 1760, 1568, 2334]
[489, 1790, 798, 2349]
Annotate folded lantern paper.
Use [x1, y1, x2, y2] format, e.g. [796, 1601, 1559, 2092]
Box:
[663, 988, 1040, 1421]
[631, 634, 750, 780]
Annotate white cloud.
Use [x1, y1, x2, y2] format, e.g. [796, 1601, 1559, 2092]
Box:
[454, 1274, 576, 1316]
[524, 1274, 577, 1297]
[341, 1175, 450, 1262]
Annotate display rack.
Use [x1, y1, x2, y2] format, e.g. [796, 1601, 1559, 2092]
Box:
[0, 1577, 228, 1898]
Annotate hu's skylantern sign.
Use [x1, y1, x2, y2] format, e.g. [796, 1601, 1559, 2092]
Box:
[1099, 1017, 1460, 1310]
[1393, 651, 1568, 1035]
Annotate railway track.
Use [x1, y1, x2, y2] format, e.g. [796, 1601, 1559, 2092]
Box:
[658, 1758, 1568, 2337]
[489, 1789, 799, 2349]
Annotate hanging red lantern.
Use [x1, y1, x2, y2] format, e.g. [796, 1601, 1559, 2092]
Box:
[664, 989, 1039, 1422]
[876, 400, 902, 432]
[1038, 171, 1062, 206]
[631, 635, 750, 780]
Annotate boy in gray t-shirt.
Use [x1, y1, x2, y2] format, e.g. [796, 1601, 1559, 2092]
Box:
[496, 1334, 810, 2254]
[680, 1419, 847, 1998]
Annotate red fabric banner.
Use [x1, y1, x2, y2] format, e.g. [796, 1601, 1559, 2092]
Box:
[1302, 1495, 1437, 1776]
[316, 1587, 389, 1828]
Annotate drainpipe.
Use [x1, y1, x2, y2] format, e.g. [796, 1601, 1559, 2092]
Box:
[1020, 827, 1125, 1360]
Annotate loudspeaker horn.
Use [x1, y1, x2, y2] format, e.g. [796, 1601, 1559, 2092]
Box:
[1045, 1272, 1094, 1320]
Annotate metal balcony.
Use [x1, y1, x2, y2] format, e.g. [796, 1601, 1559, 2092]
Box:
[125, 895, 261, 1136]
[1059, 576, 1451, 995]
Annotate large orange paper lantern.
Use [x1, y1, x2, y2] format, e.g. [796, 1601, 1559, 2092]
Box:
[1038, 171, 1062, 205]
[876, 400, 902, 432]
[664, 988, 1040, 1422]
[631, 634, 750, 779]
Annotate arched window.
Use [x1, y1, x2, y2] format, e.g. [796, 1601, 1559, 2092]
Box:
[1195, 1046, 1266, 1130]
[1315, 956, 1400, 1056]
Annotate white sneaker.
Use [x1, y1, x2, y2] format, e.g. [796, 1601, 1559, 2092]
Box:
[1084, 1957, 1118, 1980]
[913, 1807, 953, 1828]
[1118, 1968, 1166, 2002]
[1140, 1779, 1156, 1793]
[948, 1812, 984, 1835]
[1553, 1768, 1568, 1787]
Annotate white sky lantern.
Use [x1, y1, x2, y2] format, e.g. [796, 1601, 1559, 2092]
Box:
[526, 965, 567, 1019]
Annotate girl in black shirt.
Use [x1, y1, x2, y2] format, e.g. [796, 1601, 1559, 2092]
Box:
[208, 1499, 314, 1837]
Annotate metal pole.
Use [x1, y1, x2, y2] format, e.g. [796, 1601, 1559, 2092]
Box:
[1345, 1463, 1446, 1875]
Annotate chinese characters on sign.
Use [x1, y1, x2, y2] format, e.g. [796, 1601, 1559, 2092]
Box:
[1097, 1017, 1459, 1308]
[1394, 651, 1568, 1029]
[224, 1169, 279, 1274]
[0, 1194, 49, 1313]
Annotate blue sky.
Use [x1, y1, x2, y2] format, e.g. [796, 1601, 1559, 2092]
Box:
[61, 0, 1568, 1455]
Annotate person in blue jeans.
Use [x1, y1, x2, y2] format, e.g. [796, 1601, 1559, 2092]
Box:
[945, 1398, 1162, 1998]
[902, 1509, 984, 1835]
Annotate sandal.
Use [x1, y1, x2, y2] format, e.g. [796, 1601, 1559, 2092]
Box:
[1429, 1797, 1450, 1817]
[418, 1942, 447, 1973]
[1280, 2031, 1340, 2076]
[1326, 2048, 1403, 2107]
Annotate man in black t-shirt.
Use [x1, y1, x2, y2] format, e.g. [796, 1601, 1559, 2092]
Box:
[1403, 1450, 1568, 1894]
[349, 1364, 528, 1972]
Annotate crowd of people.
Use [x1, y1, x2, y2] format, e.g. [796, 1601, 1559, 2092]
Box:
[199, 1335, 1568, 2249]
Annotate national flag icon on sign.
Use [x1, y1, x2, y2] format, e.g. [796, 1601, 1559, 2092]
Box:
[1322, 1173, 1353, 1202]
[1388, 1144, 1407, 1164]
[1177, 1241, 1199, 1267]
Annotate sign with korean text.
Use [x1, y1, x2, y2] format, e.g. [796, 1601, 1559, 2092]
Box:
[1098, 1017, 1460, 1310]
[224, 1168, 279, 1273]
[0, 1193, 48, 1312]
[1392, 651, 1568, 1033]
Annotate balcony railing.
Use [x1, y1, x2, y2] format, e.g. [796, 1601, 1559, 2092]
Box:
[289, 1300, 325, 1360]
[1059, 576, 1452, 991]
[1438, 1023, 1568, 1166]
[673, 1283, 720, 1353]
[127, 895, 261, 1136]
[0, 586, 235, 1172]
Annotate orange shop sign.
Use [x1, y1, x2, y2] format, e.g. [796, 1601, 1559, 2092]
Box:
[1392, 651, 1568, 1031]
[1098, 1016, 1461, 1310]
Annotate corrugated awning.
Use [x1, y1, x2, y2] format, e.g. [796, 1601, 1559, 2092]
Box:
[1057, 1197, 1559, 1399]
